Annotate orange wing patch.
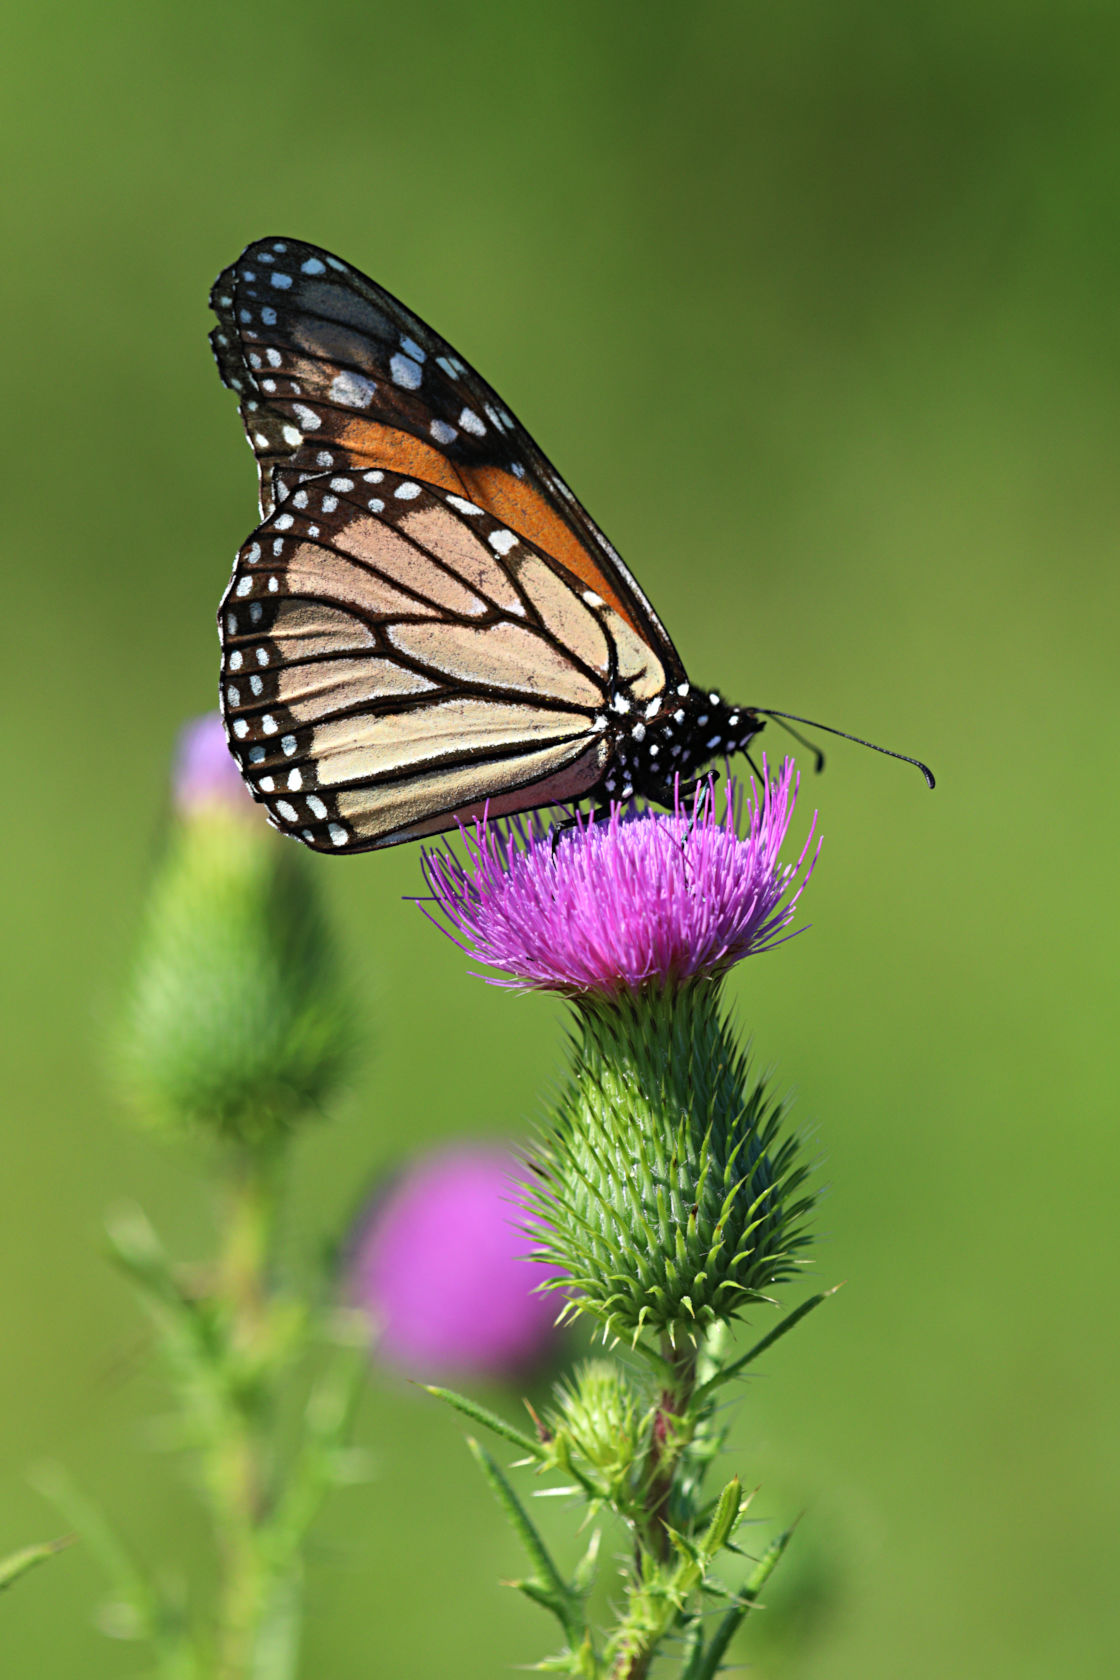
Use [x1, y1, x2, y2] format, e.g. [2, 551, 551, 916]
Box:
[331, 420, 642, 632]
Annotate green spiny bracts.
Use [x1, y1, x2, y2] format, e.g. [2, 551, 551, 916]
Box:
[526, 982, 814, 1343]
[116, 808, 354, 1145]
[544, 1361, 649, 1515]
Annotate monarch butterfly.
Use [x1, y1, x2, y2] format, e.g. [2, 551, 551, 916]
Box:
[211, 237, 932, 852]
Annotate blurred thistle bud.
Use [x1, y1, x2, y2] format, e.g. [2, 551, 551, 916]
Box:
[348, 1144, 564, 1381]
[115, 713, 354, 1147]
[421, 763, 817, 1344]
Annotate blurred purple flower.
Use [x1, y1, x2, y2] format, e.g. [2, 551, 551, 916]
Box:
[419, 759, 819, 995]
[172, 712, 252, 816]
[350, 1145, 563, 1380]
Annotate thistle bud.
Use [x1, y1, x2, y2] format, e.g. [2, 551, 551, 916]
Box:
[116, 714, 353, 1146]
[528, 984, 812, 1342]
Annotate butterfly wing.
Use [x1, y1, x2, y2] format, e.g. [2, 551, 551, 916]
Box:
[210, 236, 685, 684]
[218, 466, 668, 851]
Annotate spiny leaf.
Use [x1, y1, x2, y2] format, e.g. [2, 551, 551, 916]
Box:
[467, 1439, 582, 1645]
[692, 1288, 839, 1404]
[426, 1386, 545, 1461]
[679, 1523, 797, 1680]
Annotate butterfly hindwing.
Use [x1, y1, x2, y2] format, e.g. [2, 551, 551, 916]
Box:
[210, 236, 684, 678]
[216, 467, 672, 851]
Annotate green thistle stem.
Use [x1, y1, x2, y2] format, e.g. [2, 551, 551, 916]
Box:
[641, 1340, 698, 1566]
[211, 1147, 279, 1680]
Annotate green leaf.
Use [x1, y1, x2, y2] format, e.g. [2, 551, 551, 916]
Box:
[698, 1477, 743, 1561]
[32, 1464, 199, 1675]
[425, 1385, 545, 1461]
[0, 1535, 73, 1593]
[679, 1524, 797, 1680]
[692, 1289, 838, 1404]
[466, 1439, 584, 1648]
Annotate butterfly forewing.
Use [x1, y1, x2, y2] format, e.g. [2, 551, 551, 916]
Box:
[210, 236, 683, 679]
[217, 467, 661, 851]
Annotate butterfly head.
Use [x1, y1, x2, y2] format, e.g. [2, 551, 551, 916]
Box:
[599, 683, 764, 807]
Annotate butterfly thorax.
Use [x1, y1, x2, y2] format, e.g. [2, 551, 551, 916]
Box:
[598, 685, 764, 808]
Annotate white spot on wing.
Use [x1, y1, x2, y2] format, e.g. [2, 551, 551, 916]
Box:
[329, 823, 348, 846]
[390, 353, 423, 390]
[430, 419, 457, 445]
[292, 403, 321, 429]
[488, 528, 518, 556]
[394, 482, 421, 500]
[447, 494, 483, 516]
[301, 257, 325, 274]
[459, 407, 486, 436]
[329, 371, 377, 408]
[282, 425, 302, 446]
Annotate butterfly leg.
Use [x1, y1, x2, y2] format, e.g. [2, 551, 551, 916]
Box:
[549, 801, 616, 854]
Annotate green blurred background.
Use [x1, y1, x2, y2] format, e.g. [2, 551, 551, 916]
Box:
[2, 1, 1117, 1673]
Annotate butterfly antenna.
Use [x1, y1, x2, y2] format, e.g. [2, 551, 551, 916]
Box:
[759, 711, 936, 789]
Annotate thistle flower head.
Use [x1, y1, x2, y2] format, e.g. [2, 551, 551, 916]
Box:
[420, 759, 818, 994]
[349, 1145, 564, 1380]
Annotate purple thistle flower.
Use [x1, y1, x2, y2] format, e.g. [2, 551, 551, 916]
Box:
[349, 1145, 564, 1381]
[172, 712, 253, 816]
[419, 758, 819, 994]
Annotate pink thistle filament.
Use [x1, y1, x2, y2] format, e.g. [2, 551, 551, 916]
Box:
[419, 758, 820, 994]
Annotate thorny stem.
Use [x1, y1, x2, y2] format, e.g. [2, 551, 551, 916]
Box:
[610, 1339, 699, 1680]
